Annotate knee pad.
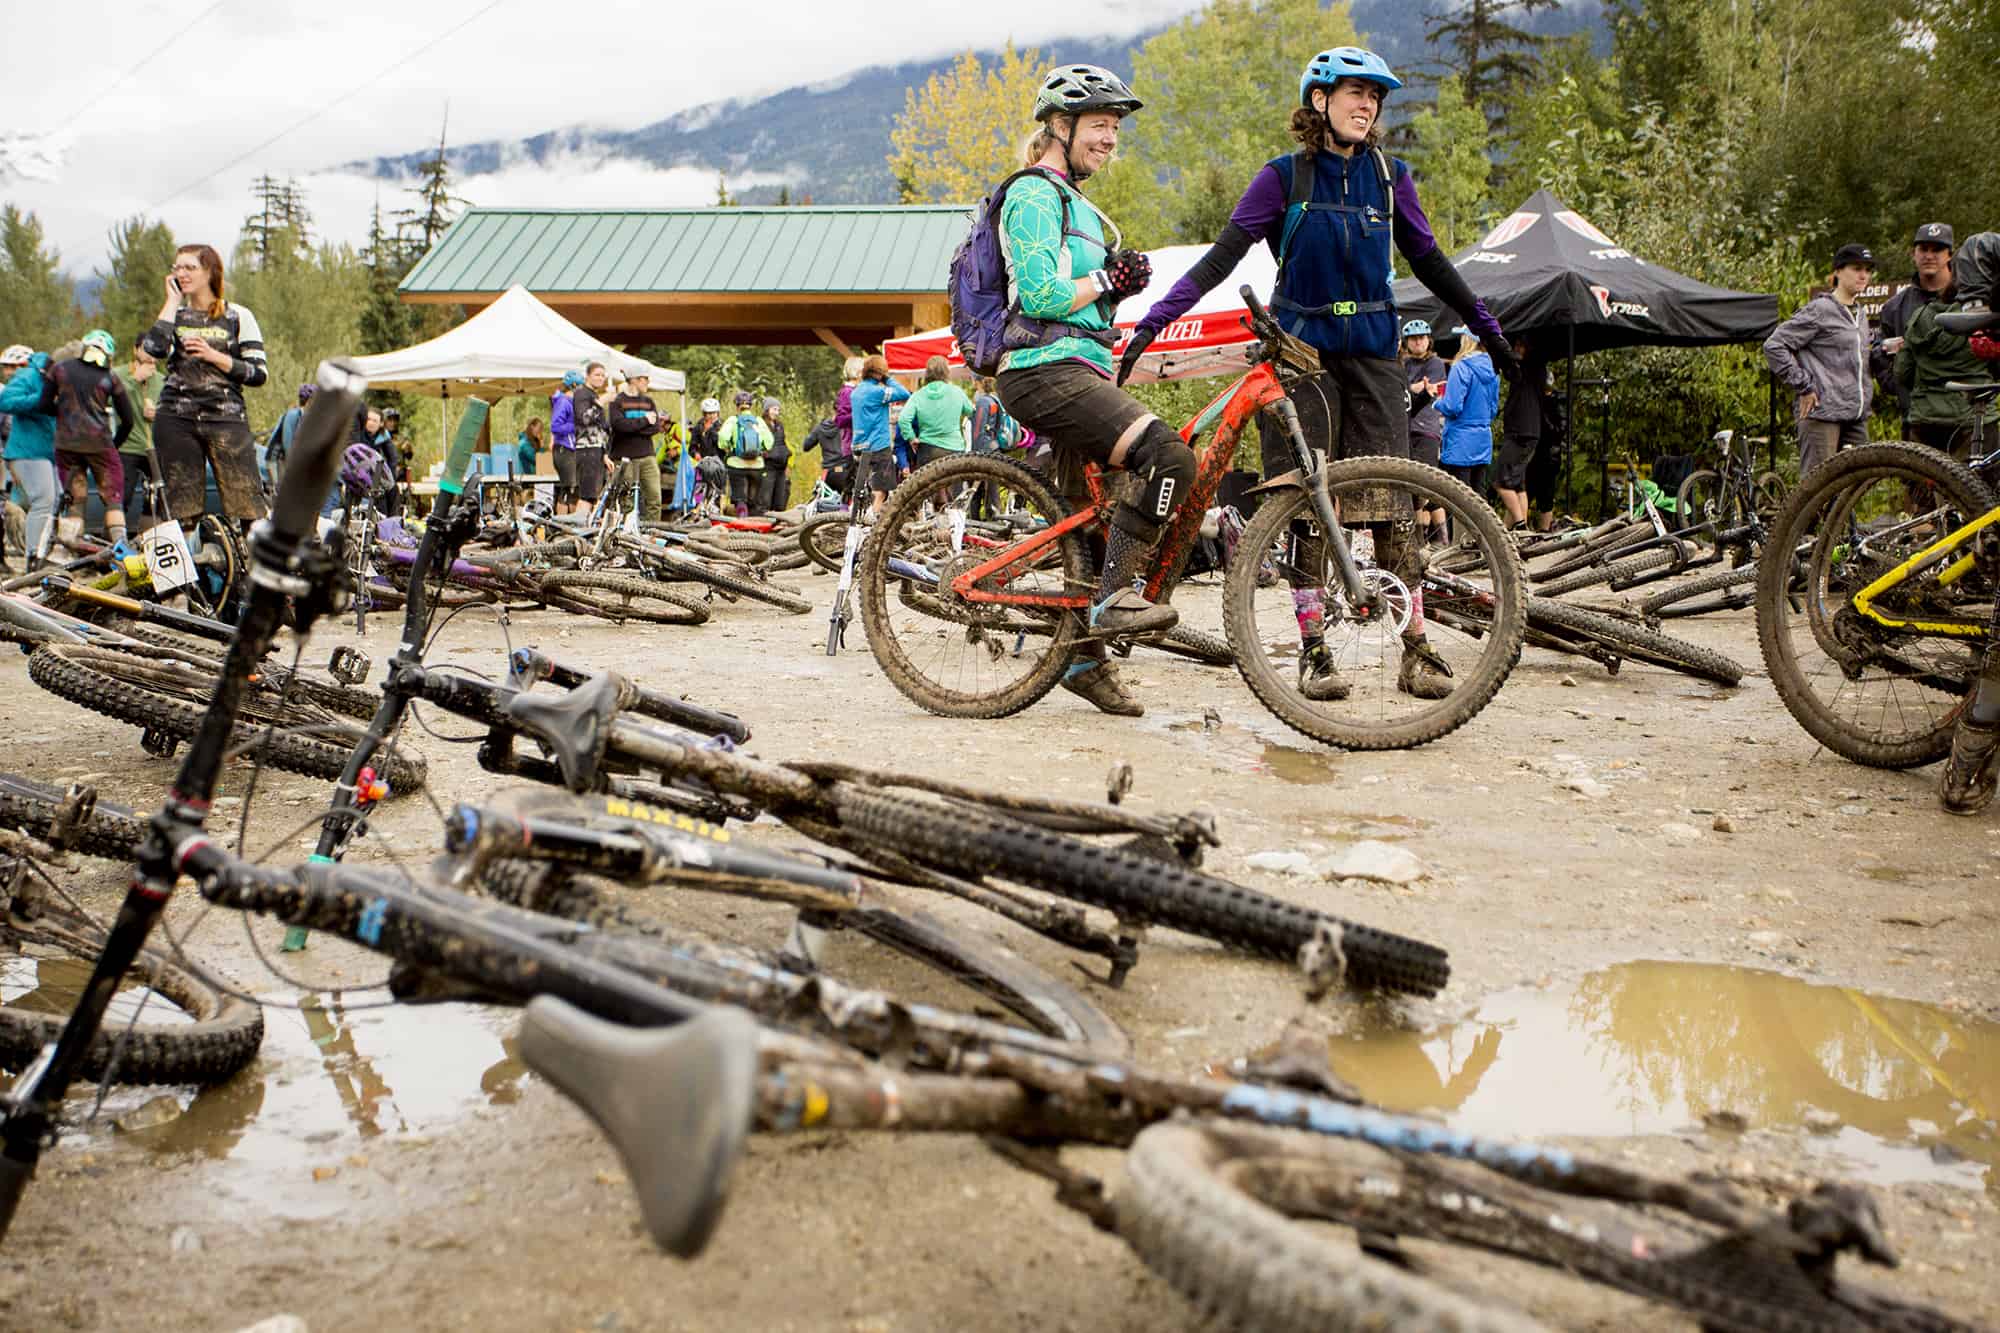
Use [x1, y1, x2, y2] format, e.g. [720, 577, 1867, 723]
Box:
[1376, 517, 1422, 581]
[1113, 420, 1196, 539]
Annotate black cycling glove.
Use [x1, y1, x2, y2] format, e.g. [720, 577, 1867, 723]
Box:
[1117, 328, 1157, 386]
[1482, 333, 1522, 383]
[1102, 248, 1153, 300]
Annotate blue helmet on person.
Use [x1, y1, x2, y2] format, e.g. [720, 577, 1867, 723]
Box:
[562, 370, 585, 389]
[1401, 319, 1431, 338]
[1299, 47, 1402, 104]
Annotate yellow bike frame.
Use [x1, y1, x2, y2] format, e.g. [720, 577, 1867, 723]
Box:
[1851, 502, 2000, 638]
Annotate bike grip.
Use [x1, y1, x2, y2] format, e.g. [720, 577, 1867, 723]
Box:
[272, 360, 367, 540]
[439, 398, 491, 498]
[1240, 285, 1269, 320]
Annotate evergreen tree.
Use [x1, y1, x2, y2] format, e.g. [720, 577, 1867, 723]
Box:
[0, 205, 81, 351]
[393, 113, 463, 254]
[358, 203, 419, 356]
[714, 171, 737, 207]
[1423, 0, 1559, 128]
[93, 216, 178, 346]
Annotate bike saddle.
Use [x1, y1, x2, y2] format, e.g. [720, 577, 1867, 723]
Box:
[504, 672, 627, 792]
[1938, 306, 1996, 335]
[1945, 380, 1999, 402]
[516, 997, 758, 1258]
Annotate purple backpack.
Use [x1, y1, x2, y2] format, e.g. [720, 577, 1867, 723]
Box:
[949, 167, 1116, 377]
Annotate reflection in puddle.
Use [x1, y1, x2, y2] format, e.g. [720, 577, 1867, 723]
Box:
[54, 993, 526, 1218]
[1, 954, 193, 1029]
[1319, 961, 2000, 1193]
[1257, 744, 1338, 785]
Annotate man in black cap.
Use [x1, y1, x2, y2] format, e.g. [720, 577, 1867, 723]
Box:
[1764, 243, 1876, 476]
[1871, 222, 1955, 421]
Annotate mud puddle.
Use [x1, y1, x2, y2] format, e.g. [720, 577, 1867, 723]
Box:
[1162, 717, 1340, 785]
[29, 985, 524, 1219]
[1312, 961, 2000, 1192]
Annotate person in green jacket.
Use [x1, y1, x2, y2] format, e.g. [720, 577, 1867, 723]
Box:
[902, 355, 976, 470]
[1895, 297, 1997, 460]
[717, 390, 774, 515]
[112, 344, 162, 532]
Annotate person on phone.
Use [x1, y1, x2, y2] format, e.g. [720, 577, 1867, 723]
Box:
[139, 244, 269, 526]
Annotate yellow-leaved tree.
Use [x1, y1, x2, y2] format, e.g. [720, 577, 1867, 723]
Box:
[887, 44, 1044, 205]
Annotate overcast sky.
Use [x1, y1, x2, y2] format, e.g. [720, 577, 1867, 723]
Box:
[2, 0, 1209, 276]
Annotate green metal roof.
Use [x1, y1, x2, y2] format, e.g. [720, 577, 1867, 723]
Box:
[399, 205, 970, 296]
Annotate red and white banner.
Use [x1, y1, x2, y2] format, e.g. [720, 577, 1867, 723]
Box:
[884, 243, 1280, 385]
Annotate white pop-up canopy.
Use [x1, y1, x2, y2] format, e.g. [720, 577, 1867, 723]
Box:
[349, 284, 685, 397]
[883, 242, 1279, 384]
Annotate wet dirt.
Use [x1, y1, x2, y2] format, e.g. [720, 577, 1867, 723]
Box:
[0, 581, 1997, 1331]
[1304, 960, 2000, 1195]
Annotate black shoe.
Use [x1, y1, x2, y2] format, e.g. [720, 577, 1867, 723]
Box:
[1940, 716, 1999, 815]
[1089, 587, 1178, 637]
[1297, 642, 1352, 701]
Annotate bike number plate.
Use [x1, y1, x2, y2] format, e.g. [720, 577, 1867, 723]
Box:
[145, 521, 196, 593]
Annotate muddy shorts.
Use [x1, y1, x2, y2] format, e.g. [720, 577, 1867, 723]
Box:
[552, 446, 578, 502]
[1259, 359, 1412, 523]
[996, 361, 1152, 471]
[153, 414, 267, 523]
[860, 449, 900, 494]
[1409, 431, 1442, 470]
[1495, 434, 1538, 491]
[573, 446, 606, 503]
[55, 449, 125, 520]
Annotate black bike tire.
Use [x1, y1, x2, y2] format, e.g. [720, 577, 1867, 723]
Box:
[1145, 624, 1234, 667]
[1756, 442, 1994, 769]
[1635, 564, 1760, 618]
[0, 903, 264, 1086]
[857, 454, 1090, 720]
[653, 552, 812, 614]
[1526, 596, 1745, 686]
[0, 773, 146, 861]
[1534, 546, 1679, 597]
[104, 621, 383, 721]
[1674, 469, 1721, 535]
[1118, 1122, 1531, 1332]
[1526, 518, 1655, 580]
[536, 571, 712, 625]
[26, 643, 428, 792]
[834, 787, 1450, 996]
[798, 510, 857, 575]
[1222, 461, 1526, 752]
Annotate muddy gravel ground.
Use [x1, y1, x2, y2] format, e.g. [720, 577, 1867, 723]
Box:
[0, 572, 1996, 1333]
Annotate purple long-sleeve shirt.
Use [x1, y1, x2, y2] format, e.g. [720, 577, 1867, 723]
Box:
[1142, 160, 1502, 339]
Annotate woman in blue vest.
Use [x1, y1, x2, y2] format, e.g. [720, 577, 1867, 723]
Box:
[1124, 46, 1517, 702]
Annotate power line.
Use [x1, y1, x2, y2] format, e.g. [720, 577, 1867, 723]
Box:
[146, 0, 511, 213]
[35, 2, 229, 137]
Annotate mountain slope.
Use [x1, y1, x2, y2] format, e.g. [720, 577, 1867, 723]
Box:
[347, 5, 1607, 205]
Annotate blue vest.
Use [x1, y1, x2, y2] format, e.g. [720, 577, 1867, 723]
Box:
[1268, 149, 1402, 362]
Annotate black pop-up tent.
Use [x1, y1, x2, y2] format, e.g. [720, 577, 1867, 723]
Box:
[1392, 189, 1780, 512]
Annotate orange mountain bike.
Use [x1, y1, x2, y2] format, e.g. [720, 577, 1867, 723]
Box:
[857, 290, 1528, 750]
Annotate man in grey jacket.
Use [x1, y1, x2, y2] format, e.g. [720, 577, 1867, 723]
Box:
[1764, 243, 1877, 476]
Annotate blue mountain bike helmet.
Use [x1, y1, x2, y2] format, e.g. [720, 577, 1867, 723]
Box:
[1401, 319, 1432, 338]
[1299, 47, 1403, 105]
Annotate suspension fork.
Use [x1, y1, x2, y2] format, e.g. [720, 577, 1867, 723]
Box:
[1269, 397, 1371, 609]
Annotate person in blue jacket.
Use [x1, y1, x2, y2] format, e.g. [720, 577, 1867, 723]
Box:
[1436, 336, 1500, 501]
[849, 354, 910, 520]
[0, 345, 59, 566]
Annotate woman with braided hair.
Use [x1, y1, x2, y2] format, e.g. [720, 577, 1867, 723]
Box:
[992, 64, 1197, 718]
[1122, 46, 1518, 704]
